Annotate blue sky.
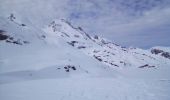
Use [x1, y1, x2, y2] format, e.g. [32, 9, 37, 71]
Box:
[1, 0, 170, 48]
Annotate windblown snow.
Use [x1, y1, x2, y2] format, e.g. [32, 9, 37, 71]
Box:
[0, 1, 170, 100]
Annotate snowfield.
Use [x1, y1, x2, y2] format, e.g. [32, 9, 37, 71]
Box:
[0, 74, 170, 100]
[0, 2, 170, 99]
[0, 78, 169, 100]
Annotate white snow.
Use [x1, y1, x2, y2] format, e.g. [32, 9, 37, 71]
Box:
[0, 1, 170, 99]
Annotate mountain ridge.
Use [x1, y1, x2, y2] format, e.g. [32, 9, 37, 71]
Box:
[0, 13, 170, 100]
[1, 14, 170, 70]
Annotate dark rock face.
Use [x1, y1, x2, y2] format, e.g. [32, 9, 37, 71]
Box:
[48, 21, 59, 32]
[78, 27, 83, 31]
[0, 30, 29, 45]
[94, 35, 99, 39]
[0, 33, 8, 40]
[93, 55, 102, 62]
[77, 46, 86, 49]
[67, 41, 78, 47]
[151, 49, 163, 54]
[64, 65, 77, 72]
[8, 14, 16, 21]
[161, 52, 170, 59]
[139, 64, 155, 68]
[21, 24, 26, 26]
[0, 30, 9, 40]
[6, 37, 29, 45]
[12, 40, 22, 45]
[110, 63, 119, 67]
[71, 66, 76, 70]
[151, 48, 170, 59]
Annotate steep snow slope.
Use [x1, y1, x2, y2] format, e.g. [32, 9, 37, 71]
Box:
[0, 13, 170, 100]
[1, 13, 170, 69]
[0, 15, 115, 77]
[43, 19, 170, 68]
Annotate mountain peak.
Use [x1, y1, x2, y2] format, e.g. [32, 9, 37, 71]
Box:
[1, 15, 170, 71]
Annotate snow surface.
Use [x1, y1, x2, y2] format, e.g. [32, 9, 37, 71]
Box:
[0, 5, 170, 100]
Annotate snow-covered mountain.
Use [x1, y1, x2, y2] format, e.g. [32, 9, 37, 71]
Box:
[1, 14, 170, 69]
[0, 13, 170, 100]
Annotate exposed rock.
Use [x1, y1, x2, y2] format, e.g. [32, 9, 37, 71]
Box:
[8, 13, 16, 21]
[71, 66, 76, 70]
[67, 41, 78, 47]
[61, 32, 70, 37]
[13, 39, 22, 45]
[151, 49, 163, 54]
[151, 48, 170, 59]
[0, 33, 8, 40]
[78, 27, 83, 31]
[64, 65, 77, 72]
[94, 35, 99, 39]
[139, 64, 155, 68]
[93, 55, 102, 62]
[41, 35, 46, 38]
[77, 46, 86, 49]
[21, 24, 26, 26]
[161, 52, 170, 59]
[110, 63, 119, 67]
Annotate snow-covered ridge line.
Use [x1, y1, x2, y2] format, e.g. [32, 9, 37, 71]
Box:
[43, 18, 170, 68]
[0, 14, 170, 70]
[0, 10, 170, 100]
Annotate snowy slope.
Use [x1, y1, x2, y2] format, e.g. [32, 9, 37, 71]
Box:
[0, 12, 170, 100]
[43, 18, 170, 68]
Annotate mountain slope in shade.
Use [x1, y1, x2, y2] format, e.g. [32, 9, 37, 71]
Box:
[0, 14, 170, 100]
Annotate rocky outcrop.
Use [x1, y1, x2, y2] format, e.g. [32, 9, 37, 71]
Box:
[151, 48, 170, 59]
